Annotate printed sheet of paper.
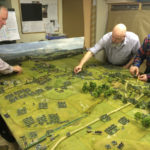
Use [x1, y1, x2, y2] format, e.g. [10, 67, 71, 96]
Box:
[0, 11, 20, 41]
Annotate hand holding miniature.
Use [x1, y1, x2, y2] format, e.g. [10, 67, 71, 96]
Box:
[129, 66, 139, 76]
[13, 65, 22, 73]
[74, 65, 82, 74]
[138, 74, 148, 82]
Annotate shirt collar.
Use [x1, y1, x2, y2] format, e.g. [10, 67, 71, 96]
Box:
[110, 34, 127, 46]
[123, 36, 127, 45]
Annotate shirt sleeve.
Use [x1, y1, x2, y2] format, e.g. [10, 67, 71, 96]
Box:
[147, 74, 150, 82]
[88, 33, 110, 54]
[0, 58, 13, 74]
[133, 37, 148, 67]
[131, 36, 140, 56]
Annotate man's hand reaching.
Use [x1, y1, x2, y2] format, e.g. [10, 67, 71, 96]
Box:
[129, 66, 139, 77]
[74, 65, 82, 74]
[13, 65, 22, 73]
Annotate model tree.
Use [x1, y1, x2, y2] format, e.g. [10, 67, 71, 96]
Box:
[122, 97, 128, 104]
[82, 82, 89, 93]
[89, 82, 97, 92]
[91, 90, 100, 98]
[134, 112, 143, 121]
[146, 101, 150, 112]
[141, 116, 150, 128]
[82, 82, 116, 99]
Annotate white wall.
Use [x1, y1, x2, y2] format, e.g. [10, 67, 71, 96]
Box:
[96, 0, 108, 41]
[95, 0, 108, 63]
[3, 0, 107, 44]
[11, 0, 63, 43]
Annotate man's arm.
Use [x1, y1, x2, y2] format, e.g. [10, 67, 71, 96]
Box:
[0, 58, 22, 74]
[74, 33, 111, 74]
[138, 74, 148, 82]
[130, 37, 148, 77]
[133, 38, 147, 68]
[124, 37, 140, 69]
[123, 57, 134, 69]
[0, 58, 13, 74]
[74, 51, 93, 74]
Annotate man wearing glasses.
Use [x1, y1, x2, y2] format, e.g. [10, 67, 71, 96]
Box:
[74, 24, 140, 74]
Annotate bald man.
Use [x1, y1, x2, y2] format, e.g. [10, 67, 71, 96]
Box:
[74, 24, 140, 74]
[0, 6, 22, 74]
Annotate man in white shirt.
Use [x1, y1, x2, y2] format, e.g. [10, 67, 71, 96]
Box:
[0, 6, 22, 148]
[0, 6, 22, 74]
[74, 24, 140, 74]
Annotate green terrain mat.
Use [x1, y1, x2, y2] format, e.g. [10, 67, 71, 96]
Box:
[0, 53, 150, 150]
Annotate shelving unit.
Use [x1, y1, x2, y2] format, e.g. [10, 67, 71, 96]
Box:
[108, 2, 150, 11]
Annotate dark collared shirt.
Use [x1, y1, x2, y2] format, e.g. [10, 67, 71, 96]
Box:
[133, 35, 150, 80]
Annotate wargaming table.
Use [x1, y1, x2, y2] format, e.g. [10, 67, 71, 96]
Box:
[0, 53, 150, 150]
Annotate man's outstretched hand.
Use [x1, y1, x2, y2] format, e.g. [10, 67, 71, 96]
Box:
[13, 65, 22, 73]
[129, 66, 139, 76]
[74, 65, 82, 74]
[138, 74, 148, 82]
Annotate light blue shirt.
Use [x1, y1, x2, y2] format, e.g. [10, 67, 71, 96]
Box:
[89, 32, 140, 65]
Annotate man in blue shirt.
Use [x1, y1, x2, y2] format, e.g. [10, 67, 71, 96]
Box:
[74, 24, 140, 74]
